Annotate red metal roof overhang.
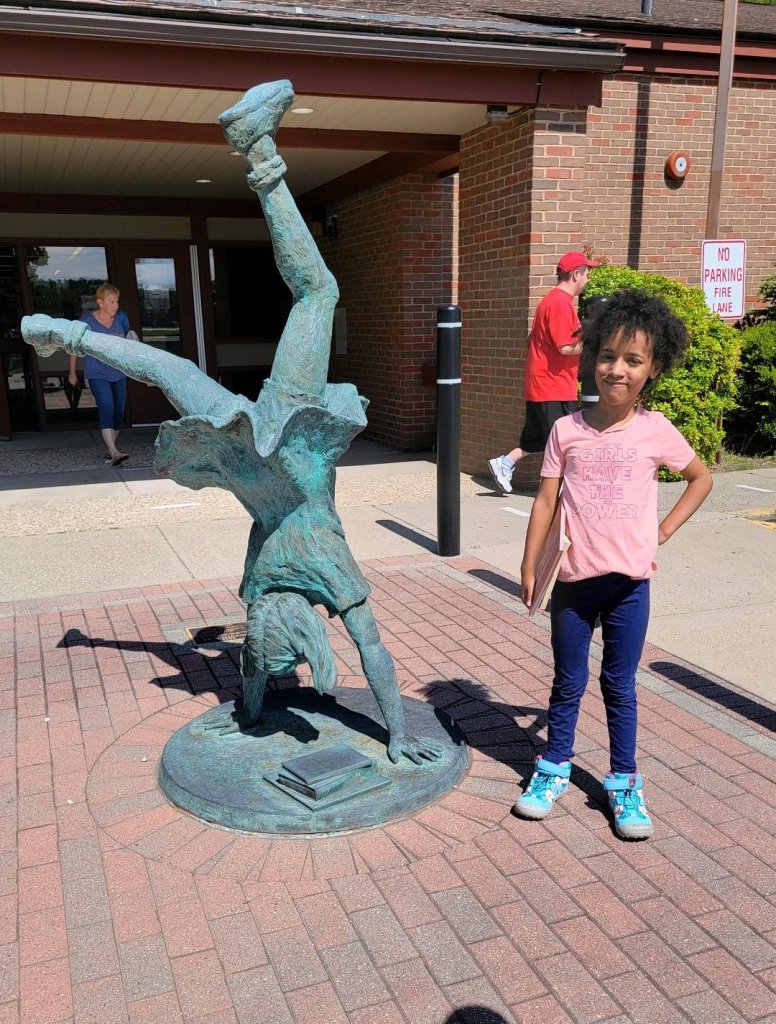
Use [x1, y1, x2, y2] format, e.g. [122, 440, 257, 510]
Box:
[0, 5, 624, 213]
[606, 32, 776, 81]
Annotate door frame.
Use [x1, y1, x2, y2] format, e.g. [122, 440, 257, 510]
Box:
[110, 243, 200, 426]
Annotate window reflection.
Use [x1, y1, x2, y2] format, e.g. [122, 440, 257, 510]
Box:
[0, 246, 37, 431]
[135, 258, 181, 356]
[26, 245, 109, 319]
[25, 245, 107, 419]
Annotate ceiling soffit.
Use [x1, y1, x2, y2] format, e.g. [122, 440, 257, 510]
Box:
[0, 5, 617, 212]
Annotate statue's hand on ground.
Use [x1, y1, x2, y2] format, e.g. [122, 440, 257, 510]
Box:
[21, 314, 88, 359]
[202, 704, 262, 737]
[388, 734, 446, 765]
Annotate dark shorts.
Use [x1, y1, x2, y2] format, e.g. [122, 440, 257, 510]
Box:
[519, 400, 579, 453]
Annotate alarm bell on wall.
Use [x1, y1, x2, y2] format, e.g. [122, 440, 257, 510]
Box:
[665, 150, 691, 180]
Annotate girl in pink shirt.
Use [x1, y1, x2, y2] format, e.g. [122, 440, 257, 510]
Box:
[516, 290, 712, 839]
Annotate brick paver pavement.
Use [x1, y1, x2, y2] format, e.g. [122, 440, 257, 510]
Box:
[2, 554, 775, 1024]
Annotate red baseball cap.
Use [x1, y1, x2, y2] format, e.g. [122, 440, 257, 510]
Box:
[556, 251, 600, 273]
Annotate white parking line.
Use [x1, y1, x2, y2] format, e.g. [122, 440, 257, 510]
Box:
[735, 485, 774, 493]
[150, 502, 201, 510]
[501, 506, 530, 517]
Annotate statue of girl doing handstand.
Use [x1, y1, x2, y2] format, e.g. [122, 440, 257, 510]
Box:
[22, 79, 441, 766]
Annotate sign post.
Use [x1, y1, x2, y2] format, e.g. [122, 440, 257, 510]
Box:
[701, 239, 746, 319]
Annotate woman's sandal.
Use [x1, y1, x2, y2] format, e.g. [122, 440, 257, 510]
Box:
[111, 454, 130, 467]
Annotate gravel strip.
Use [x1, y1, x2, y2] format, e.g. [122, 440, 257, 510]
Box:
[0, 443, 154, 475]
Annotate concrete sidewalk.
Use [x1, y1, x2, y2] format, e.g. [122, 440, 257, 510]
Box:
[0, 429, 774, 703]
[2, 555, 775, 1024]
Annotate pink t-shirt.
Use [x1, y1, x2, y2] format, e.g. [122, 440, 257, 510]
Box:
[541, 409, 696, 582]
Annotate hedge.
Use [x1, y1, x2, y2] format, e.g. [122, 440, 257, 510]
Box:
[724, 321, 776, 454]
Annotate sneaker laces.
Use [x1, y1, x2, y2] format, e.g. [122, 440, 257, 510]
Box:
[526, 767, 559, 794]
[619, 785, 645, 817]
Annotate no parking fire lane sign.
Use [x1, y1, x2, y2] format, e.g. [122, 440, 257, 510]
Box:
[702, 239, 746, 319]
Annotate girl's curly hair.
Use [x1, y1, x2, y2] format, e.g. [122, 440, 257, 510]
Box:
[580, 289, 689, 393]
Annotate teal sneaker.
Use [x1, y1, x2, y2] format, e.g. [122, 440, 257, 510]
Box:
[603, 772, 654, 840]
[514, 757, 571, 820]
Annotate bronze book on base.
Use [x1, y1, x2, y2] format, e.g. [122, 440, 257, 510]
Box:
[528, 498, 570, 617]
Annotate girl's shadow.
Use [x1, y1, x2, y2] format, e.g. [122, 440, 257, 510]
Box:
[421, 677, 608, 820]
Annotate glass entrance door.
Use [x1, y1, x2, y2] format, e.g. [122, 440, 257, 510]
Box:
[111, 246, 199, 426]
[0, 246, 36, 434]
[24, 244, 108, 428]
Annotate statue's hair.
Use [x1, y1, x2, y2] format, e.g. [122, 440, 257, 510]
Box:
[241, 592, 336, 693]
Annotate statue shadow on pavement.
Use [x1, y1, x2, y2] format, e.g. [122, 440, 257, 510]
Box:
[60, 627, 608, 825]
[59, 622, 461, 752]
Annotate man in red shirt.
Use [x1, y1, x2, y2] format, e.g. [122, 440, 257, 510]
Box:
[488, 251, 599, 493]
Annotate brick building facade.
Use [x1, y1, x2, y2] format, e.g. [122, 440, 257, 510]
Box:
[1, 0, 774, 465]
[325, 68, 775, 473]
[323, 175, 455, 451]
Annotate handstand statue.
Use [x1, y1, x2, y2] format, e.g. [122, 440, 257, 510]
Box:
[23, 79, 441, 766]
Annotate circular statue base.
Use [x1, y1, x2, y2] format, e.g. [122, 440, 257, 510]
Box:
[159, 686, 468, 835]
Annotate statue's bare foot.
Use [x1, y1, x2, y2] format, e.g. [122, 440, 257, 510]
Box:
[219, 79, 294, 155]
[21, 314, 89, 359]
[202, 705, 262, 737]
[388, 735, 446, 765]
[246, 153, 287, 194]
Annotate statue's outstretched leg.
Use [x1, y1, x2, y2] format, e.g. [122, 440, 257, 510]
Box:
[21, 315, 232, 420]
[221, 82, 337, 401]
[341, 601, 444, 765]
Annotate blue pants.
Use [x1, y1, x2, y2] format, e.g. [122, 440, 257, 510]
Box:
[89, 377, 127, 431]
[545, 573, 650, 774]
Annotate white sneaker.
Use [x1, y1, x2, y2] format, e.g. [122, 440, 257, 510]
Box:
[488, 456, 513, 494]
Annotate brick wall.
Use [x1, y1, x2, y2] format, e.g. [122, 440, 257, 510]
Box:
[585, 73, 776, 304]
[319, 72, 775, 466]
[322, 173, 454, 450]
[458, 75, 776, 477]
[458, 106, 589, 479]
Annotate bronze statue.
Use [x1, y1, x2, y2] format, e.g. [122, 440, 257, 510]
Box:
[23, 80, 442, 765]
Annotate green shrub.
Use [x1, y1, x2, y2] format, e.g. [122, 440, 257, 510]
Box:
[758, 273, 776, 318]
[582, 265, 741, 467]
[741, 271, 776, 326]
[724, 321, 776, 455]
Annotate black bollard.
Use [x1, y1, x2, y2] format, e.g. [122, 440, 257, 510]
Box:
[436, 305, 461, 556]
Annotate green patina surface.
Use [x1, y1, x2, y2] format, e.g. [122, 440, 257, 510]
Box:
[22, 81, 461, 830]
[160, 688, 467, 834]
